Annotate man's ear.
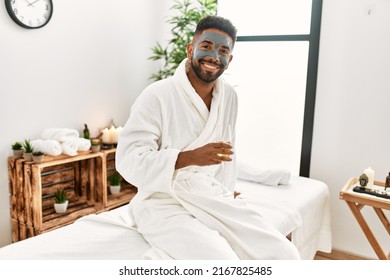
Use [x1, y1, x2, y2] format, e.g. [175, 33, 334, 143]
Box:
[225, 54, 233, 69]
[186, 43, 193, 59]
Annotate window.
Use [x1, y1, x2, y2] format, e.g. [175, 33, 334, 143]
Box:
[218, 0, 322, 176]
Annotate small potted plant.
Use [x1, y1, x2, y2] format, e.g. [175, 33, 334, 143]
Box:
[108, 173, 122, 194]
[53, 189, 69, 213]
[90, 138, 101, 153]
[11, 141, 23, 159]
[22, 139, 33, 161]
[32, 151, 45, 163]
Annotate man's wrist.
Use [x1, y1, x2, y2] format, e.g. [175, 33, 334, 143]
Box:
[175, 151, 192, 170]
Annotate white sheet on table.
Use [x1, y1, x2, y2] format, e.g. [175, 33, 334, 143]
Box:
[0, 207, 149, 260]
[235, 175, 332, 259]
[0, 176, 331, 260]
[237, 161, 291, 186]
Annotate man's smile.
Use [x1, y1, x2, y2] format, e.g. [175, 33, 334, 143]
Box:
[200, 59, 223, 72]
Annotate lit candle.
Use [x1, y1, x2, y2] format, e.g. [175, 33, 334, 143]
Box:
[102, 128, 110, 144]
[113, 126, 123, 143]
[112, 130, 118, 144]
[109, 125, 116, 144]
[363, 167, 375, 188]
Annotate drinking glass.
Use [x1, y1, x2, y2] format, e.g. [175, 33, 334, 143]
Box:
[218, 124, 234, 197]
[221, 124, 232, 147]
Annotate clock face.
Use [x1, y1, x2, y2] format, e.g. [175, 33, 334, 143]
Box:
[5, 0, 53, 29]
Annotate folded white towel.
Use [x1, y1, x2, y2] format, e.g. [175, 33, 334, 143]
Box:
[237, 161, 290, 186]
[61, 141, 78, 156]
[75, 137, 91, 151]
[56, 137, 91, 151]
[41, 128, 80, 142]
[30, 139, 62, 156]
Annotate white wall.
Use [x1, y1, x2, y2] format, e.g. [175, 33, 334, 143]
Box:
[311, 0, 390, 259]
[1, 0, 389, 260]
[0, 0, 171, 247]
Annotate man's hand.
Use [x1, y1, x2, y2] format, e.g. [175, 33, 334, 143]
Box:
[175, 142, 233, 170]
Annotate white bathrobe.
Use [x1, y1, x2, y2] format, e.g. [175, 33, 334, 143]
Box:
[116, 58, 300, 260]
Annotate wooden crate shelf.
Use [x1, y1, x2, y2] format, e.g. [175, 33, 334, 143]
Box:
[8, 148, 137, 242]
[106, 183, 137, 210]
[102, 149, 137, 210]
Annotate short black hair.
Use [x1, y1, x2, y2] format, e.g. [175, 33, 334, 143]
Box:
[194, 15, 237, 46]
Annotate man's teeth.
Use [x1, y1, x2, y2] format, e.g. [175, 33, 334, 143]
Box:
[203, 63, 217, 69]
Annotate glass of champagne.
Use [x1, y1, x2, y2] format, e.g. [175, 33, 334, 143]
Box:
[222, 124, 232, 152]
[219, 124, 234, 197]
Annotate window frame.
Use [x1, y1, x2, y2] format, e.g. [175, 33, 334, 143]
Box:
[228, 0, 323, 177]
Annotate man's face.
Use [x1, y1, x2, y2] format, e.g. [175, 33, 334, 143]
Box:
[189, 29, 233, 83]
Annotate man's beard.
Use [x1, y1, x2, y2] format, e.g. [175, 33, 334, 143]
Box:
[191, 57, 225, 83]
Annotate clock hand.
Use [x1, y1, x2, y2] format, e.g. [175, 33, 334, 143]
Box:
[28, 0, 41, 6]
[24, 0, 34, 6]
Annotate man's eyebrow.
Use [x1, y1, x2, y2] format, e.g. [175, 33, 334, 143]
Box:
[200, 39, 214, 45]
[200, 39, 231, 49]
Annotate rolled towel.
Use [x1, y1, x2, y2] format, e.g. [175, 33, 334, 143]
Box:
[30, 139, 62, 156]
[237, 161, 290, 186]
[56, 137, 91, 151]
[41, 128, 80, 142]
[75, 137, 91, 151]
[61, 141, 78, 156]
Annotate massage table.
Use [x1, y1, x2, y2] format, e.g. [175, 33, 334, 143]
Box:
[0, 175, 331, 260]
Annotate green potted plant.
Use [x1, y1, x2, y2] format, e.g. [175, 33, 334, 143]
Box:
[108, 173, 122, 194]
[32, 151, 45, 163]
[148, 0, 217, 81]
[90, 138, 101, 153]
[11, 141, 23, 159]
[22, 139, 34, 161]
[53, 189, 68, 213]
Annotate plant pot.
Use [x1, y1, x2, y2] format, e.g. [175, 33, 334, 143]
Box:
[13, 149, 23, 159]
[91, 145, 100, 153]
[110, 185, 121, 195]
[23, 152, 33, 161]
[54, 200, 68, 213]
[33, 155, 44, 163]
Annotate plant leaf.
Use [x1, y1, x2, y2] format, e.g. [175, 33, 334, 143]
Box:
[148, 0, 217, 81]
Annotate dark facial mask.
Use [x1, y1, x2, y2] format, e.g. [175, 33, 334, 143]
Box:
[193, 31, 233, 67]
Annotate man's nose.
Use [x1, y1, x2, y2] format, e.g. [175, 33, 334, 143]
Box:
[207, 49, 219, 60]
[209, 51, 222, 63]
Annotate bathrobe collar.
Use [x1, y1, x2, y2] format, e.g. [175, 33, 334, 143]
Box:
[173, 58, 224, 150]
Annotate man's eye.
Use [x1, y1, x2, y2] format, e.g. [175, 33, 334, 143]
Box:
[220, 49, 229, 56]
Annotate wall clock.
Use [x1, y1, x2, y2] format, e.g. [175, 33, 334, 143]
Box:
[5, 0, 53, 29]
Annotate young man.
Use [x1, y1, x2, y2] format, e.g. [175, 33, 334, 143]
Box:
[116, 15, 300, 260]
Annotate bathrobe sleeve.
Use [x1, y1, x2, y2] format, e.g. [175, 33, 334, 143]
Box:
[115, 84, 181, 193]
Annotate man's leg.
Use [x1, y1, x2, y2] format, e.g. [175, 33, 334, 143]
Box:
[133, 196, 239, 260]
